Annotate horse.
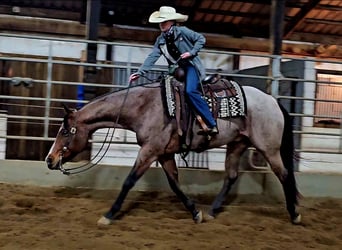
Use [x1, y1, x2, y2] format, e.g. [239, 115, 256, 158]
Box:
[45, 79, 301, 225]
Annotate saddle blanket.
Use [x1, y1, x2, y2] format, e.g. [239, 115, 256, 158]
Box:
[163, 76, 246, 119]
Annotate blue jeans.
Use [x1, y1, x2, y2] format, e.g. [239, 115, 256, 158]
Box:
[185, 65, 216, 128]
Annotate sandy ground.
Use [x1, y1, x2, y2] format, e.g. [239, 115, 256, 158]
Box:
[0, 182, 341, 250]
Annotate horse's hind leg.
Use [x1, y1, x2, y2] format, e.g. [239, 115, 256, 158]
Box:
[208, 139, 249, 218]
[159, 154, 203, 223]
[264, 152, 300, 224]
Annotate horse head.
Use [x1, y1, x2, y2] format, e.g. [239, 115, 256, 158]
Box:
[45, 105, 90, 170]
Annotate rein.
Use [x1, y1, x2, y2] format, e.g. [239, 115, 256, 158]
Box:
[58, 83, 133, 175]
[58, 126, 116, 175]
[57, 76, 162, 175]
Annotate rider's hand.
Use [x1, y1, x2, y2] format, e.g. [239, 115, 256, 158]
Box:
[180, 52, 191, 59]
[129, 73, 140, 83]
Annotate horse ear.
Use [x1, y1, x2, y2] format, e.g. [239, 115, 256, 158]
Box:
[62, 103, 72, 114]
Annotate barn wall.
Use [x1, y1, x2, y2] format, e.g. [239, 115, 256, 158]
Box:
[0, 61, 116, 160]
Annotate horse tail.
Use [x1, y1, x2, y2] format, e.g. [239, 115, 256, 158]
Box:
[278, 103, 299, 205]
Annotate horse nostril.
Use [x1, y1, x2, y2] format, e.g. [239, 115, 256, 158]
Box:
[46, 156, 51, 163]
[46, 157, 54, 169]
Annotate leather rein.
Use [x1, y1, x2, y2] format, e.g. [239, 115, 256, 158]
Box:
[58, 121, 115, 175]
[57, 83, 133, 175]
[56, 77, 160, 175]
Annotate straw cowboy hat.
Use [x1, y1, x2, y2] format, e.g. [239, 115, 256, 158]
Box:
[149, 6, 188, 23]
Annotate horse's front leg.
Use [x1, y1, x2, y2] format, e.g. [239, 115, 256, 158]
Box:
[97, 147, 157, 225]
[159, 154, 203, 223]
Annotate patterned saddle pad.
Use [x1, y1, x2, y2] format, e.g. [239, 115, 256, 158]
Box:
[163, 76, 246, 119]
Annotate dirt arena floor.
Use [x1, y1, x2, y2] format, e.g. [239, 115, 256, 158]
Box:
[0, 182, 341, 250]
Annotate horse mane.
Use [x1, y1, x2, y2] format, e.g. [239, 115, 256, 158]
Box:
[80, 81, 161, 110]
[64, 81, 163, 127]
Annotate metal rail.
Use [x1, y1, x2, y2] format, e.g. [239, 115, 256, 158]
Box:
[0, 33, 341, 163]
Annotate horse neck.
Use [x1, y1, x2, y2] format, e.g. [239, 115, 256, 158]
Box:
[78, 86, 159, 133]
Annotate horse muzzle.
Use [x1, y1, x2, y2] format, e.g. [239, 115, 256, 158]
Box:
[45, 156, 59, 170]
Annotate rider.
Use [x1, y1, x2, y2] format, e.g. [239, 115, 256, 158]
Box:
[129, 6, 218, 136]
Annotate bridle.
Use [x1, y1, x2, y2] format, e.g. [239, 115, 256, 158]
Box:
[58, 124, 77, 175]
[57, 122, 116, 175]
[56, 80, 137, 175]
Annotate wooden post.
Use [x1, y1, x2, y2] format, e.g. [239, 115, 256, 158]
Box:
[267, 0, 285, 96]
[84, 0, 101, 100]
[86, 0, 101, 65]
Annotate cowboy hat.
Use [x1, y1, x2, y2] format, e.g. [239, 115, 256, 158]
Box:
[149, 6, 188, 23]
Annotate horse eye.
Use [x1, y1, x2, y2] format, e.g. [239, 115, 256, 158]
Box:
[61, 129, 69, 137]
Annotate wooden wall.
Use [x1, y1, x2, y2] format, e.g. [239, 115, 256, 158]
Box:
[1, 54, 113, 160]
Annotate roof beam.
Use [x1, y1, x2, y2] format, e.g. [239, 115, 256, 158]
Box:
[0, 15, 341, 59]
[316, 4, 342, 11]
[304, 18, 342, 26]
[186, 0, 203, 23]
[0, 6, 80, 21]
[284, 0, 320, 38]
[289, 32, 342, 46]
[188, 7, 269, 19]
[228, 0, 271, 4]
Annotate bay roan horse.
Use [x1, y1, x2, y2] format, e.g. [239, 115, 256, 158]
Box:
[45, 80, 301, 225]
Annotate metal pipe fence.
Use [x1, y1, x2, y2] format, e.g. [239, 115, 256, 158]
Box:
[0, 33, 341, 161]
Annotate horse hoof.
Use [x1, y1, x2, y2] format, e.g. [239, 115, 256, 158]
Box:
[193, 210, 203, 224]
[97, 216, 113, 226]
[205, 213, 215, 220]
[292, 214, 302, 225]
